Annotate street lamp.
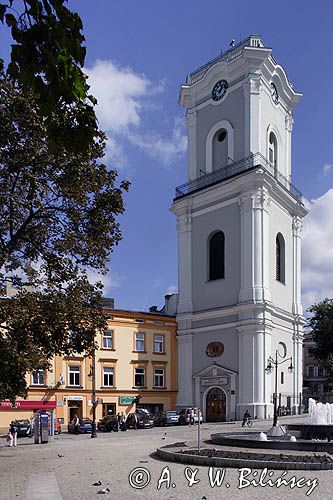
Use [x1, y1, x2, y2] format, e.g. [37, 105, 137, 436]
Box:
[265, 349, 293, 428]
[88, 349, 97, 438]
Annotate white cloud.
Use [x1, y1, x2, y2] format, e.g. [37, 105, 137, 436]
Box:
[85, 60, 187, 167]
[86, 60, 150, 133]
[85, 268, 122, 297]
[323, 164, 333, 176]
[302, 189, 333, 311]
[129, 118, 187, 166]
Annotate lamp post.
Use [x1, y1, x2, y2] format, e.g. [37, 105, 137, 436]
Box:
[265, 349, 293, 427]
[88, 349, 97, 438]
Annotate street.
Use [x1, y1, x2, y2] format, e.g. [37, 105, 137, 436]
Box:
[0, 419, 332, 500]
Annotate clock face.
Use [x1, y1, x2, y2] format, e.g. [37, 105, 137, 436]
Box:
[270, 82, 279, 104]
[212, 80, 228, 101]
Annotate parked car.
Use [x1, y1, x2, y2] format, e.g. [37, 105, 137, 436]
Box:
[68, 418, 93, 434]
[126, 411, 153, 429]
[97, 415, 118, 432]
[54, 418, 62, 434]
[153, 411, 180, 426]
[15, 419, 32, 437]
[178, 408, 203, 425]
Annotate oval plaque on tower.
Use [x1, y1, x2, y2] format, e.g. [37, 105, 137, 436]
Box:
[206, 342, 224, 358]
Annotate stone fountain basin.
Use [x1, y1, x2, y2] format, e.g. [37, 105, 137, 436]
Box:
[211, 431, 333, 452]
[286, 423, 333, 441]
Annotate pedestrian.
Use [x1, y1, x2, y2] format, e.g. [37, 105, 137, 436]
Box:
[189, 408, 195, 426]
[8, 420, 18, 447]
[73, 414, 80, 434]
[120, 412, 126, 431]
[242, 410, 251, 427]
[117, 412, 121, 431]
[133, 412, 138, 430]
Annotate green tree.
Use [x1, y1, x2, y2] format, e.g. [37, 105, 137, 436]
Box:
[0, 0, 97, 153]
[0, 73, 129, 401]
[308, 299, 333, 377]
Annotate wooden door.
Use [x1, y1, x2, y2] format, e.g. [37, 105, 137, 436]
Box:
[206, 387, 226, 422]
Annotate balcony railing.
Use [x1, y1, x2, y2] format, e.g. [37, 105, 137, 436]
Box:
[174, 152, 302, 201]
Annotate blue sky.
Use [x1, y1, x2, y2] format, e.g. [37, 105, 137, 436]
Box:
[2, 1, 333, 311]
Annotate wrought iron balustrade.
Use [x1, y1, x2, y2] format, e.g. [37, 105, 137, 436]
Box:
[174, 152, 302, 201]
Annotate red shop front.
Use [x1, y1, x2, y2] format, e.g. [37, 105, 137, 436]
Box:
[0, 400, 56, 431]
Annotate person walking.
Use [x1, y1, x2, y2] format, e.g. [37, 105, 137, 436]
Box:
[189, 408, 195, 426]
[73, 414, 80, 434]
[133, 412, 138, 430]
[242, 410, 251, 427]
[8, 421, 18, 447]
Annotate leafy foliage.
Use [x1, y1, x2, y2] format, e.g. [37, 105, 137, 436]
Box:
[307, 299, 333, 377]
[0, 0, 98, 153]
[0, 73, 129, 401]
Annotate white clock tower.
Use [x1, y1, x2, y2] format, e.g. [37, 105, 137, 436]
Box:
[171, 35, 308, 421]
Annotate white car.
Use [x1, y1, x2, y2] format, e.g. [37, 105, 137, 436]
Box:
[179, 408, 203, 424]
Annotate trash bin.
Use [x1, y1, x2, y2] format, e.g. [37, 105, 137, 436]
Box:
[40, 414, 49, 443]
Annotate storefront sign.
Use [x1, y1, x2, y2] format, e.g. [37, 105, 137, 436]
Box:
[0, 400, 56, 410]
[66, 396, 83, 401]
[201, 376, 228, 387]
[119, 396, 135, 405]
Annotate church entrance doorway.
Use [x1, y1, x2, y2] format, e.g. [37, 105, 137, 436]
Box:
[206, 387, 226, 422]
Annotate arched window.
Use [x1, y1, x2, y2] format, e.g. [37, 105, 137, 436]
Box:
[212, 128, 228, 171]
[209, 231, 225, 280]
[276, 233, 285, 283]
[269, 132, 278, 170]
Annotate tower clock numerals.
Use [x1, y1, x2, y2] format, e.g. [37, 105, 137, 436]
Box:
[212, 80, 228, 101]
[270, 82, 279, 104]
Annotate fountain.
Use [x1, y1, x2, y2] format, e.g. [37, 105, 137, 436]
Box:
[286, 398, 333, 442]
[156, 399, 333, 470]
[209, 398, 333, 452]
[308, 398, 333, 424]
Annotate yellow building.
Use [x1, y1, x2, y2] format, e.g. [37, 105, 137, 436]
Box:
[0, 304, 177, 430]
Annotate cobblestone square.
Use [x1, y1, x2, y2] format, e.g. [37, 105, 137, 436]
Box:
[0, 420, 331, 500]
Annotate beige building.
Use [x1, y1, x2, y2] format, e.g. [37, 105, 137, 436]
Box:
[0, 302, 177, 430]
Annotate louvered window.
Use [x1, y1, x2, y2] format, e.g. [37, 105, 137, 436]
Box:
[276, 233, 285, 283]
[209, 231, 225, 280]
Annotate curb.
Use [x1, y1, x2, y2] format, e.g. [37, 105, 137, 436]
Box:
[156, 446, 333, 470]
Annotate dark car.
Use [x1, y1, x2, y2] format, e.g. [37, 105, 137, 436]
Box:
[68, 418, 93, 434]
[97, 415, 118, 432]
[153, 411, 180, 426]
[15, 419, 32, 437]
[126, 411, 153, 429]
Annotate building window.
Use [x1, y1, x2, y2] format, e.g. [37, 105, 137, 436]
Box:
[154, 368, 164, 387]
[318, 367, 324, 377]
[135, 368, 145, 387]
[276, 233, 285, 283]
[213, 128, 228, 170]
[280, 371, 284, 384]
[68, 365, 80, 386]
[308, 366, 315, 377]
[32, 369, 45, 386]
[102, 330, 113, 349]
[209, 231, 225, 280]
[135, 333, 145, 352]
[154, 335, 164, 353]
[103, 367, 114, 387]
[269, 131, 278, 169]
